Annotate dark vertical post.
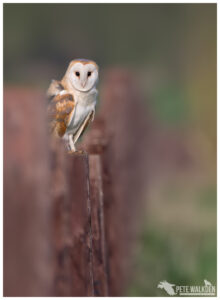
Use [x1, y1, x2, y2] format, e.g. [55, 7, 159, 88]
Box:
[68, 153, 94, 296]
[83, 69, 148, 295]
[53, 151, 94, 296]
[89, 154, 108, 296]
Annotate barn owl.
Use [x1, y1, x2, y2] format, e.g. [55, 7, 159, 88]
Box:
[47, 59, 99, 152]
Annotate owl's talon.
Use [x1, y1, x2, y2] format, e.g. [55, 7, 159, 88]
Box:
[75, 150, 87, 155]
[67, 150, 76, 155]
[67, 149, 86, 155]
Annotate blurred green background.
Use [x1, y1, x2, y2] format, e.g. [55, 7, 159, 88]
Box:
[4, 4, 216, 296]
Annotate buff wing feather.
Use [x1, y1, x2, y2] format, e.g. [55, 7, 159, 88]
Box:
[47, 91, 75, 137]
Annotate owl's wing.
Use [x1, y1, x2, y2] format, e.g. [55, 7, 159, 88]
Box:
[47, 92, 75, 137]
[47, 80, 65, 101]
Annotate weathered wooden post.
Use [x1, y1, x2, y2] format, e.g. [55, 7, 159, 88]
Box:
[52, 149, 94, 296]
[89, 155, 108, 296]
[83, 68, 148, 296]
[52, 150, 109, 296]
[4, 68, 148, 297]
[4, 88, 53, 296]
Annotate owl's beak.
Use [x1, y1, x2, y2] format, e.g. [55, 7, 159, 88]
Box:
[81, 80, 87, 88]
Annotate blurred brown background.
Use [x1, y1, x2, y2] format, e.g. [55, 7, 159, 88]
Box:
[4, 3, 216, 296]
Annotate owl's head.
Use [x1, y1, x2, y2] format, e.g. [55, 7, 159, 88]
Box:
[65, 59, 99, 92]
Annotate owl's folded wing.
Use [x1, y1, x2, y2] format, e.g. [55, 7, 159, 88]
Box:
[47, 80, 65, 100]
[47, 92, 75, 137]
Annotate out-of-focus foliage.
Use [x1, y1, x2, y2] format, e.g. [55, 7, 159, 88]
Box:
[4, 4, 186, 82]
[127, 169, 216, 296]
[4, 4, 216, 296]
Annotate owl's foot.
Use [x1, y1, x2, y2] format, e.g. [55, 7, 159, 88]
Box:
[67, 135, 87, 155]
[67, 149, 86, 155]
[67, 149, 76, 155]
[74, 149, 86, 155]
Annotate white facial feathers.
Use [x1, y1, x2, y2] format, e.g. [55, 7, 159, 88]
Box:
[65, 61, 98, 92]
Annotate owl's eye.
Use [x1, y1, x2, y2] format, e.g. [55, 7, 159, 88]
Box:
[87, 71, 92, 77]
[75, 71, 80, 77]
